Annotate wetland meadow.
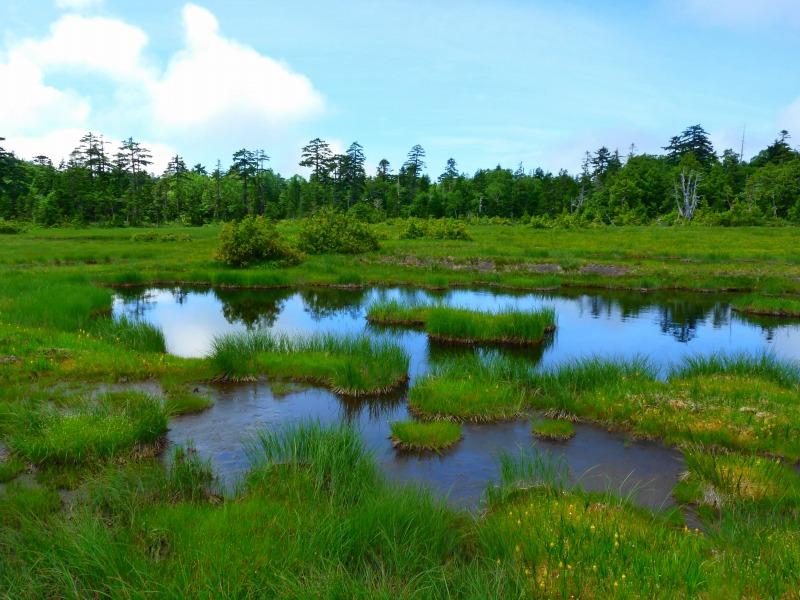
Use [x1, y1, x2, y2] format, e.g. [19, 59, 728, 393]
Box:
[2, 223, 800, 598]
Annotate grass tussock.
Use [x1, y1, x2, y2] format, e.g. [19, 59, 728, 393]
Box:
[366, 299, 556, 345]
[209, 331, 409, 396]
[531, 418, 576, 441]
[365, 298, 432, 326]
[426, 305, 556, 346]
[389, 420, 462, 452]
[409, 355, 529, 422]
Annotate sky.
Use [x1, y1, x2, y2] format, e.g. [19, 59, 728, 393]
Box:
[2, 0, 800, 178]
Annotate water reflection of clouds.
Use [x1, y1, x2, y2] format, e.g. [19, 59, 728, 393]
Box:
[112, 287, 800, 370]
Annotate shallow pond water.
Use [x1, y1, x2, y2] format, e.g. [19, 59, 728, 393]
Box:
[114, 285, 800, 511]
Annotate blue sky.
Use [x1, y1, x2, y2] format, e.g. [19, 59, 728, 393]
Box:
[2, 0, 799, 177]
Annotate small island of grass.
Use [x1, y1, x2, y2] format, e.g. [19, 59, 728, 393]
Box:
[389, 420, 462, 452]
[531, 417, 576, 441]
[366, 299, 555, 346]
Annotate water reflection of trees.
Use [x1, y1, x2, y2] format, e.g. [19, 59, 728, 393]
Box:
[427, 335, 552, 371]
[213, 288, 292, 329]
[337, 389, 408, 424]
[300, 287, 368, 321]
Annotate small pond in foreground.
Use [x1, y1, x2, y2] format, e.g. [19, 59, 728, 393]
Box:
[113, 286, 800, 512]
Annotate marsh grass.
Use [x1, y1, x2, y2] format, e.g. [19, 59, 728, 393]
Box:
[90, 315, 167, 354]
[524, 353, 800, 459]
[245, 420, 379, 504]
[427, 305, 556, 345]
[365, 298, 432, 326]
[367, 299, 556, 345]
[8, 391, 167, 465]
[389, 420, 462, 452]
[731, 294, 800, 318]
[531, 418, 576, 441]
[209, 331, 409, 396]
[409, 354, 529, 421]
[676, 447, 800, 509]
[669, 351, 800, 388]
[0, 455, 26, 482]
[479, 485, 712, 598]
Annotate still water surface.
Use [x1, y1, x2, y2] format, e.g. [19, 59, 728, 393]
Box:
[114, 286, 800, 511]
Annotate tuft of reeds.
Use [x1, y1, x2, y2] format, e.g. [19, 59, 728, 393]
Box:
[389, 420, 462, 452]
[209, 331, 409, 396]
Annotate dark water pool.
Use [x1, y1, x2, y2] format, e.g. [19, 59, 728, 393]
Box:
[114, 286, 800, 511]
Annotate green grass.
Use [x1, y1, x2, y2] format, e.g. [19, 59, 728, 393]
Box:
[675, 447, 800, 511]
[6, 391, 168, 466]
[90, 315, 167, 354]
[731, 294, 800, 317]
[409, 354, 529, 421]
[366, 299, 556, 345]
[209, 331, 410, 395]
[365, 298, 432, 325]
[531, 418, 576, 441]
[426, 306, 556, 345]
[389, 420, 462, 452]
[0, 455, 26, 482]
[3, 226, 800, 597]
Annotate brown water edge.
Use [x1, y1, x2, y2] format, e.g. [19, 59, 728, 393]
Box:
[165, 379, 688, 519]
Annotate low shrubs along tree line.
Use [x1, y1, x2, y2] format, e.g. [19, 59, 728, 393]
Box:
[1, 126, 799, 227]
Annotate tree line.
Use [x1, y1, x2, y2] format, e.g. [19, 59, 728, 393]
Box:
[0, 125, 798, 227]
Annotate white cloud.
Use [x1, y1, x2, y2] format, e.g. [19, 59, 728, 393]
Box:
[54, 0, 104, 11]
[0, 3, 325, 172]
[0, 55, 89, 133]
[16, 14, 152, 83]
[153, 4, 324, 130]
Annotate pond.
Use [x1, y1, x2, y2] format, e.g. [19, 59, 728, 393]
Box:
[113, 285, 800, 512]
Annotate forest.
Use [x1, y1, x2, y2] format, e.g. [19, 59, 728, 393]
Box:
[1, 124, 799, 228]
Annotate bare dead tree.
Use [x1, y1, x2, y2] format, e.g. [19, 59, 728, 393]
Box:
[674, 168, 702, 221]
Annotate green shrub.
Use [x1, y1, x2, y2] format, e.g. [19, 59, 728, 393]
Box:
[298, 207, 380, 254]
[399, 218, 472, 241]
[0, 218, 24, 234]
[214, 215, 305, 267]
